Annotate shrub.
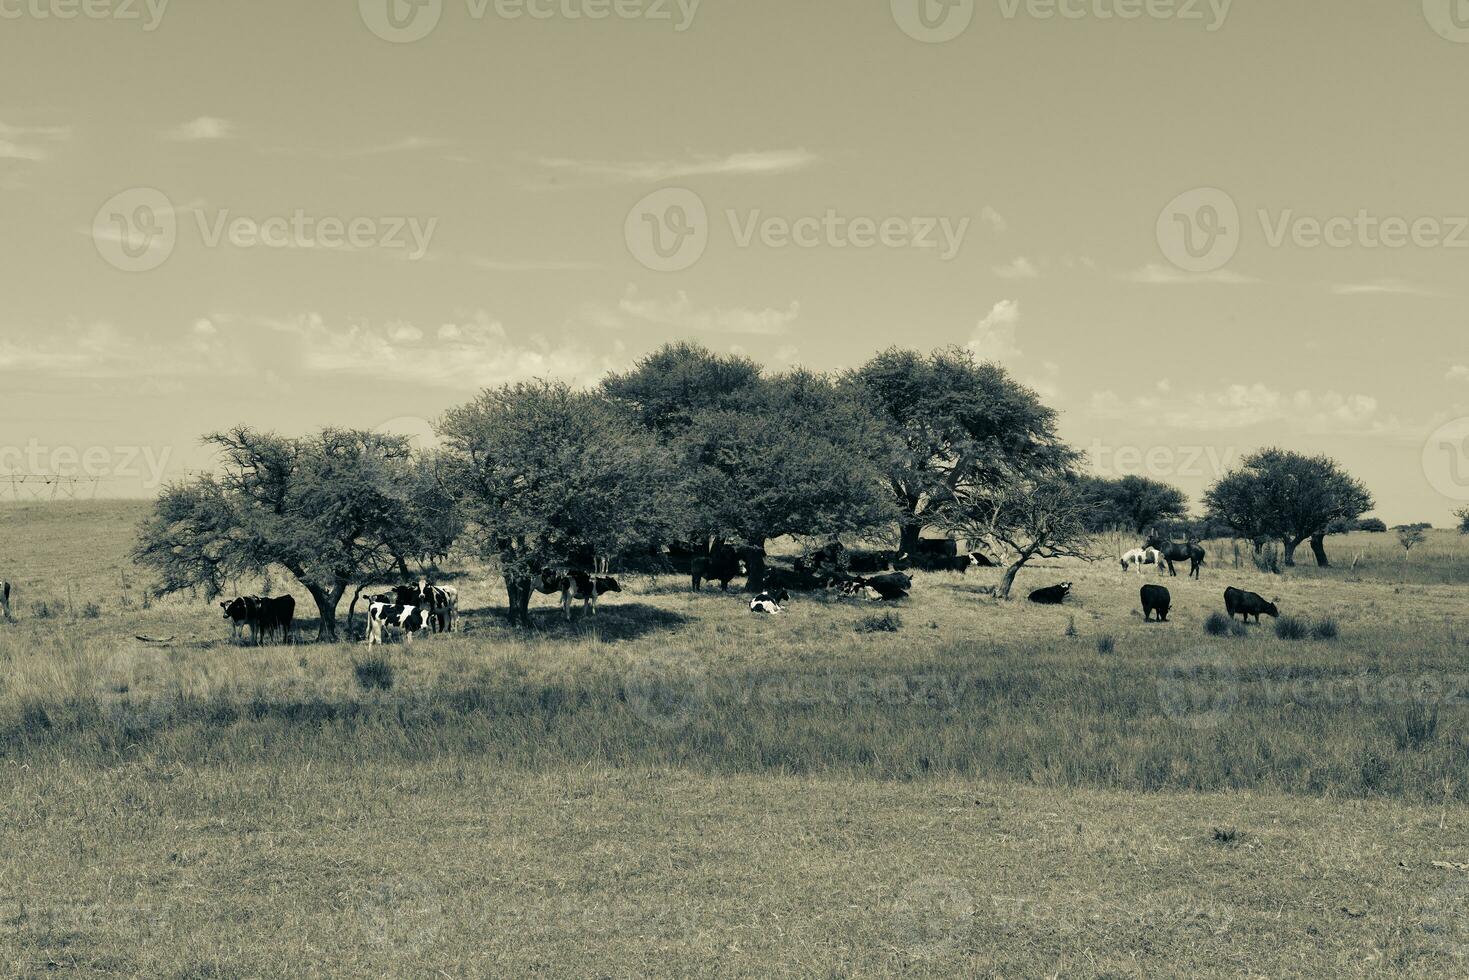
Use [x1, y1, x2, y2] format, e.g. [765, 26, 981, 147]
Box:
[81, 602, 102, 620]
[1274, 616, 1310, 641]
[1204, 612, 1233, 636]
[1252, 543, 1281, 575]
[1388, 702, 1440, 750]
[31, 601, 56, 620]
[1310, 617, 1339, 641]
[855, 612, 902, 634]
[353, 655, 395, 691]
[1211, 827, 1240, 846]
[1096, 635, 1116, 655]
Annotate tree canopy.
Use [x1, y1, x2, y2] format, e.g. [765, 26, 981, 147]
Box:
[1075, 475, 1189, 535]
[133, 427, 452, 639]
[1203, 448, 1375, 567]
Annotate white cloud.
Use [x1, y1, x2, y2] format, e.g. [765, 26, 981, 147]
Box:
[966, 299, 1022, 363]
[538, 149, 817, 183]
[980, 206, 1008, 233]
[1125, 263, 1258, 286]
[163, 117, 236, 141]
[1090, 382, 1396, 436]
[1447, 365, 1469, 382]
[993, 256, 1040, 280]
[0, 120, 72, 160]
[608, 287, 800, 336]
[1332, 278, 1445, 298]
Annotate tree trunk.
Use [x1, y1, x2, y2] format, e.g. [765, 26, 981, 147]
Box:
[898, 521, 922, 559]
[742, 538, 768, 593]
[345, 584, 366, 641]
[503, 574, 532, 627]
[1309, 533, 1330, 567]
[997, 561, 1024, 600]
[1282, 536, 1307, 567]
[307, 584, 341, 642]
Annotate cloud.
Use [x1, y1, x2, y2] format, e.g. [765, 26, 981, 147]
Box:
[966, 299, 1022, 363]
[1447, 365, 1469, 383]
[993, 256, 1040, 280]
[607, 287, 800, 336]
[1089, 382, 1397, 436]
[163, 117, 236, 141]
[1124, 263, 1258, 285]
[538, 149, 817, 183]
[0, 120, 72, 160]
[1331, 278, 1446, 298]
[979, 206, 1008, 233]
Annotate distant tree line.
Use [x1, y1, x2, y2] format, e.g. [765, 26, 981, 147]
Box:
[132, 342, 1383, 632]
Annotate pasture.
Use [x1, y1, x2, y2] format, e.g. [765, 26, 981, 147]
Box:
[2, 501, 1468, 977]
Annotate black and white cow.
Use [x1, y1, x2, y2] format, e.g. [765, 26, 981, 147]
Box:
[221, 595, 261, 643]
[533, 570, 622, 621]
[749, 589, 791, 614]
[1, 580, 12, 622]
[220, 595, 294, 644]
[383, 582, 459, 633]
[366, 602, 435, 646]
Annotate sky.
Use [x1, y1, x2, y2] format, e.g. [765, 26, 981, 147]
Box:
[2, 0, 1469, 524]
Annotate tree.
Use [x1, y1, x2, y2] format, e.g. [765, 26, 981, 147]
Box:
[848, 347, 1078, 557]
[1203, 449, 1374, 567]
[133, 427, 447, 641]
[439, 380, 683, 625]
[1398, 526, 1427, 558]
[939, 479, 1095, 599]
[608, 345, 897, 588]
[1075, 475, 1189, 534]
[1457, 508, 1469, 534]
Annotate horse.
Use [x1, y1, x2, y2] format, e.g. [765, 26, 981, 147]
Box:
[1120, 547, 1164, 575]
[1147, 537, 1206, 579]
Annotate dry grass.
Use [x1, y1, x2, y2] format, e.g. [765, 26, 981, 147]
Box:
[1, 502, 1468, 976]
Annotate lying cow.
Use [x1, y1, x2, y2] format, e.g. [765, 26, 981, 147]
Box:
[749, 589, 791, 615]
[1141, 584, 1171, 623]
[846, 550, 897, 574]
[1028, 583, 1073, 605]
[1224, 587, 1279, 623]
[366, 601, 435, 646]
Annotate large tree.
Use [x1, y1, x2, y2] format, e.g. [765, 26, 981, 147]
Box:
[1203, 448, 1375, 567]
[438, 380, 683, 625]
[938, 478, 1095, 599]
[1075, 475, 1189, 535]
[133, 427, 449, 640]
[848, 347, 1077, 557]
[606, 345, 896, 587]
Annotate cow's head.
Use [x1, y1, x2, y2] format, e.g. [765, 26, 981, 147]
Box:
[221, 597, 249, 621]
[1264, 598, 1281, 618]
[595, 577, 622, 595]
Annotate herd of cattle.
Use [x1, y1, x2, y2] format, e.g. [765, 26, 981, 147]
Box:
[203, 534, 1283, 641]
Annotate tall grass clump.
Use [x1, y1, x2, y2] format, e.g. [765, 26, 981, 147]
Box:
[1274, 616, 1310, 641]
[1387, 702, 1440, 750]
[1310, 617, 1339, 641]
[352, 654, 395, 691]
[855, 611, 902, 634]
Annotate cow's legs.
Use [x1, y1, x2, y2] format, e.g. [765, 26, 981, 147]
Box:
[561, 590, 573, 621]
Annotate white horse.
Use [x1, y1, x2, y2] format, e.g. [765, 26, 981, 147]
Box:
[1120, 548, 1164, 574]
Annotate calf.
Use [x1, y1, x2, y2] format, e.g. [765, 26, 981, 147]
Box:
[749, 589, 791, 615]
[1141, 584, 1171, 622]
[1028, 583, 1073, 606]
[562, 572, 621, 620]
[366, 602, 435, 645]
[1224, 587, 1278, 623]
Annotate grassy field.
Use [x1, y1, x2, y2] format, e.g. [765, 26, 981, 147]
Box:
[1, 502, 1468, 977]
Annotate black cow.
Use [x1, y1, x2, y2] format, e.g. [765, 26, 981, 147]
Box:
[1141, 584, 1171, 623]
[1028, 583, 1072, 605]
[1148, 537, 1207, 579]
[1, 580, 11, 622]
[692, 543, 743, 592]
[760, 566, 826, 593]
[796, 541, 847, 577]
[864, 572, 913, 601]
[1224, 587, 1278, 623]
[913, 538, 959, 559]
[847, 550, 897, 574]
[254, 595, 295, 644]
